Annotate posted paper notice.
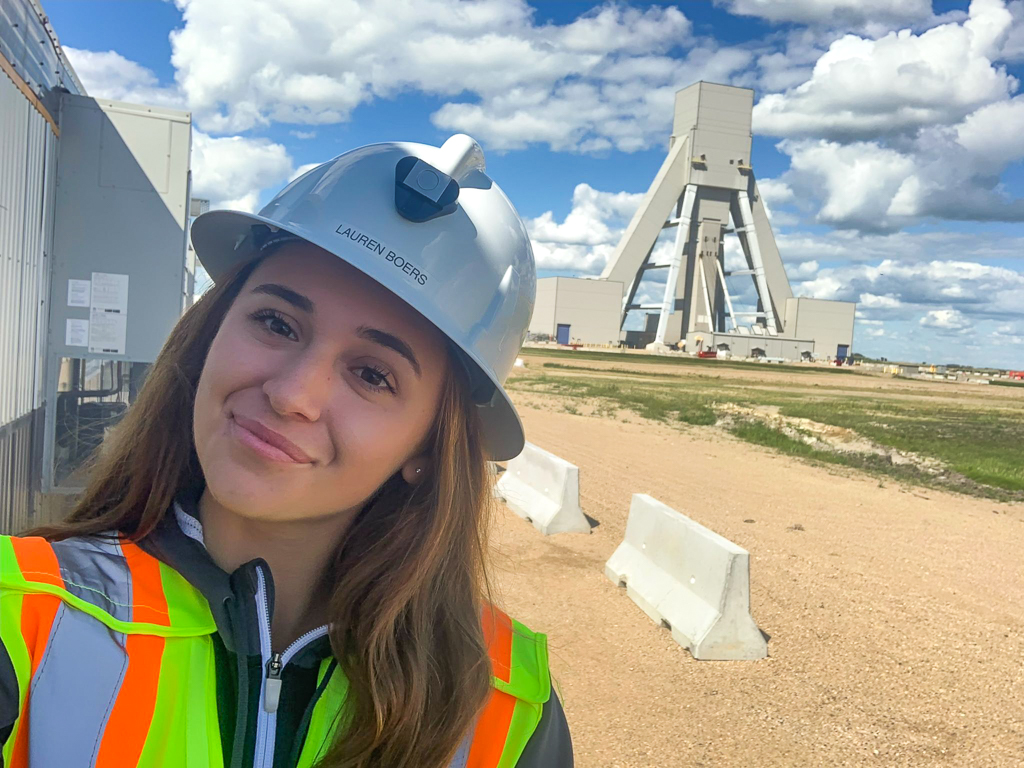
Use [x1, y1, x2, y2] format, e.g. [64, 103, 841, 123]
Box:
[65, 319, 89, 347]
[88, 307, 127, 354]
[67, 279, 91, 308]
[90, 272, 129, 312]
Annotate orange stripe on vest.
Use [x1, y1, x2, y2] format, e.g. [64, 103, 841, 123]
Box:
[94, 634, 165, 766]
[119, 537, 172, 626]
[94, 538, 171, 765]
[467, 606, 517, 768]
[8, 537, 65, 767]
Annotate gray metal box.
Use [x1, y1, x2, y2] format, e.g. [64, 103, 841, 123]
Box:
[43, 94, 192, 491]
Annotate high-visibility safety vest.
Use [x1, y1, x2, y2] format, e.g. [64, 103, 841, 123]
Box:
[0, 534, 550, 767]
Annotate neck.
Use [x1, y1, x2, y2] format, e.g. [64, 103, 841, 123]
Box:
[197, 488, 358, 651]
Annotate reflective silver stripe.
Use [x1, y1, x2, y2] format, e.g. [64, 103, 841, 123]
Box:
[50, 536, 133, 624]
[28, 602, 129, 767]
[448, 733, 472, 768]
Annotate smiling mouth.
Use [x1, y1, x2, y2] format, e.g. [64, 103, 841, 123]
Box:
[230, 414, 315, 464]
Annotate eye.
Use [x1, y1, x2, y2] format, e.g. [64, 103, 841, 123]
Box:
[250, 309, 298, 341]
[355, 364, 396, 395]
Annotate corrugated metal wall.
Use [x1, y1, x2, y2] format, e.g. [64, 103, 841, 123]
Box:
[0, 63, 58, 533]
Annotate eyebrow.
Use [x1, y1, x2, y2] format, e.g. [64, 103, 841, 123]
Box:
[250, 283, 421, 376]
[251, 283, 315, 314]
[357, 325, 421, 377]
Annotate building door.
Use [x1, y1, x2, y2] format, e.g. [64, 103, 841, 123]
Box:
[556, 324, 571, 345]
[836, 344, 850, 359]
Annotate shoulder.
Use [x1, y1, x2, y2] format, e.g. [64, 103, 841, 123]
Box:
[0, 533, 215, 634]
[515, 687, 574, 768]
[484, 606, 550, 704]
[483, 607, 572, 765]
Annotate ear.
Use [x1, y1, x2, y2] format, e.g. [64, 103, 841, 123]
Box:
[401, 457, 430, 485]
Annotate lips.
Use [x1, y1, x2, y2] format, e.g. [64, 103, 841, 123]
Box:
[231, 414, 315, 464]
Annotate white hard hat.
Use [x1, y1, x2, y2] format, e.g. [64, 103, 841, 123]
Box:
[190, 135, 535, 461]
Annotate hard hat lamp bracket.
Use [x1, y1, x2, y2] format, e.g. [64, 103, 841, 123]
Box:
[395, 156, 460, 222]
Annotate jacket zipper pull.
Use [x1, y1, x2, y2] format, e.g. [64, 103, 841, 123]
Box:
[264, 653, 283, 713]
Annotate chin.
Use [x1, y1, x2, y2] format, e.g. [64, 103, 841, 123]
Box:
[204, 465, 303, 522]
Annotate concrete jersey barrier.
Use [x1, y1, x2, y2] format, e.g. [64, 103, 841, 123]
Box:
[605, 494, 767, 660]
[495, 442, 591, 535]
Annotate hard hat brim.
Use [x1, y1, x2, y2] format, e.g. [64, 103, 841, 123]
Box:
[190, 209, 526, 461]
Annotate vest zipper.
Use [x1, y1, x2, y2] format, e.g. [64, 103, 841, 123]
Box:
[252, 564, 331, 768]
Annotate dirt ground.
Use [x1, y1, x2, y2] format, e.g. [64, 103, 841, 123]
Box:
[490, 391, 1024, 767]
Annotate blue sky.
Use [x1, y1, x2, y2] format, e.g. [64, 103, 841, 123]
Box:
[46, 0, 1024, 368]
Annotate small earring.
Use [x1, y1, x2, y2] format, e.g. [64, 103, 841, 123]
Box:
[415, 467, 423, 475]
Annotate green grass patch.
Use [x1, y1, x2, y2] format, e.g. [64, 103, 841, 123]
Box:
[727, 420, 942, 486]
[991, 380, 1024, 388]
[511, 365, 1024, 500]
[778, 400, 1024, 493]
[541, 362, 674, 378]
[729, 421, 835, 461]
[511, 375, 717, 425]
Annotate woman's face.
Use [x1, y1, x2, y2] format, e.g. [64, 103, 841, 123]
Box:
[193, 241, 449, 523]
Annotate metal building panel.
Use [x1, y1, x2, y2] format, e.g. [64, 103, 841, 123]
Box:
[48, 94, 191, 363]
[42, 94, 191, 492]
[0, 0, 84, 112]
[548, 277, 623, 346]
[99, 110, 173, 193]
[529, 278, 559, 337]
[0, 72, 51, 427]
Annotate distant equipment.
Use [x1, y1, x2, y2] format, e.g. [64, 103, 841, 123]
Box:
[600, 82, 855, 360]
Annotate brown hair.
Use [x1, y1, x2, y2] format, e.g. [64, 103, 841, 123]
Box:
[29, 256, 496, 768]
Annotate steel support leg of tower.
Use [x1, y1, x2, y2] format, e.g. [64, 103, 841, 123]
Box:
[735, 190, 778, 333]
[653, 184, 697, 346]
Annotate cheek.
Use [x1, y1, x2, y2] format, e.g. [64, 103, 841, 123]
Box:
[193, 330, 253, 446]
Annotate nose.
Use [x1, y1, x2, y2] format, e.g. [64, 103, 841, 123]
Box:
[262, 347, 334, 422]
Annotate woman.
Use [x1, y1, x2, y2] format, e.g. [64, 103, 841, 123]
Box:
[0, 135, 573, 767]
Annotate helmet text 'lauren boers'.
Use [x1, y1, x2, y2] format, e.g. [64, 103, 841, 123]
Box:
[335, 223, 430, 287]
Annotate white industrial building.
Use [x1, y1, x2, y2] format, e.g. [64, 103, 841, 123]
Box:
[533, 81, 856, 361]
[529, 277, 623, 345]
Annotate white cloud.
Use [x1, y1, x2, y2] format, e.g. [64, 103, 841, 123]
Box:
[757, 178, 795, 206]
[920, 308, 972, 331]
[752, 0, 1018, 141]
[859, 293, 902, 309]
[776, 228, 1024, 265]
[160, 0, 758, 152]
[780, 139, 916, 230]
[526, 183, 645, 272]
[64, 47, 185, 108]
[528, 184, 642, 246]
[787, 259, 819, 279]
[777, 100, 1024, 231]
[190, 132, 294, 212]
[719, 0, 937, 34]
[288, 162, 322, 183]
[1003, 0, 1024, 59]
[800, 259, 1024, 321]
[955, 96, 1024, 171]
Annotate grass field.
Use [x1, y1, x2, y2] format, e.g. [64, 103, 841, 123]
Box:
[509, 348, 1024, 500]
